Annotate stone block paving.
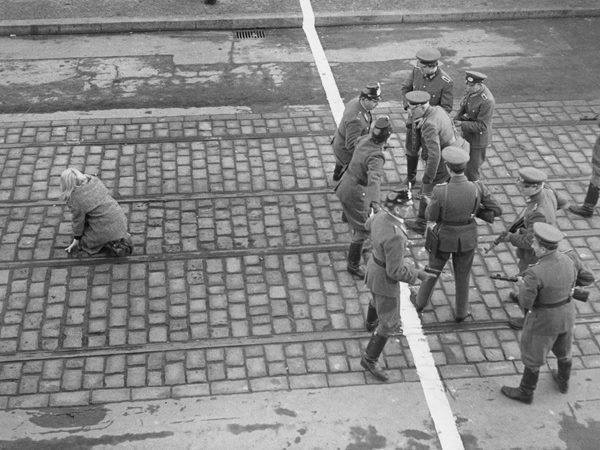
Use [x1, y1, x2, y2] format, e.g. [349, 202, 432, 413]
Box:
[1, 99, 600, 408]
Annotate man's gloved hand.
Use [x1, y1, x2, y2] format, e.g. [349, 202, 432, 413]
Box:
[371, 202, 381, 214]
[417, 269, 436, 282]
[498, 231, 512, 242]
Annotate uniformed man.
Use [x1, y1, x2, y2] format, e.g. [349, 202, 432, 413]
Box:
[335, 116, 393, 278]
[400, 48, 453, 187]
[501, 222, 594, 404]
[498, 167, 567, 329]
[361, 190, 434, 381]
[413, 146, 502, 321]
[453, 70, 495, 181]
[403, 91, 468, 235]
[331, 83, 381, 181]
[569, 121, 600, 217]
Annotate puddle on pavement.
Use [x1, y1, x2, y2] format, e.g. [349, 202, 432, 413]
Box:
[28, 406, 108, 429]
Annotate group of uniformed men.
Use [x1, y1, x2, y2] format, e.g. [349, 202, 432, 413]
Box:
[331, 47, 597, 403]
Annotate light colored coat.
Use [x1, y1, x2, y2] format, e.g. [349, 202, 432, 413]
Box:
[365, 211, 419, 298]
[68, 176, 130, 254]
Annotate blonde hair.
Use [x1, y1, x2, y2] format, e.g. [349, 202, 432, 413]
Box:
[60, 167, 88, 201]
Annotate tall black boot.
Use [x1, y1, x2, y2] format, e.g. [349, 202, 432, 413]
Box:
[332, 163, 344, 182]
[404, 155, 419, 187]
[365, 304, 378, 332]
[347, 242, 365, 278]
[552, 359, 572, 393]
[501, 367, 539, 404]
[360, 334, 389, 381]
[569, 183, 599, 218]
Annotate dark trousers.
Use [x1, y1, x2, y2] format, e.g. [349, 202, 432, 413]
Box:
[465, 145, 487, 181]
[415, 248, 475, 318]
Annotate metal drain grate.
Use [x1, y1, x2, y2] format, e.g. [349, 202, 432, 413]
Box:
[235, 29, 266, 39]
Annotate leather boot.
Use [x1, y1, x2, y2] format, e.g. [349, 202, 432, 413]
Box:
[552, 359, 572, 393]
[360, 334, 389, 381]
[501, 367, 539, 404]
[569, 183, 599, 218]
[347, 242, 366, 278]
[365, 304, 379, 332]
[404, 155, 419, 187]
[333, 163, 344, 182]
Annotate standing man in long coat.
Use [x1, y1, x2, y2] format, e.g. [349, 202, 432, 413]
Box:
[361, 191, 433, 381]
[331, 83, 381, 181]
[498, 167, 567, 329]
[335, 116, 393, 278]
[400, 47, 453, 188]
[403, 91, 466, 235]
[413, 146, 502, 321]
[453, 70, 495, 181]
[569, 120, 600, 217]
[501, 222, 594, 404]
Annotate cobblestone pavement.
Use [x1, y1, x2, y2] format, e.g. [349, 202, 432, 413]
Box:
[0, 99, 600, 410]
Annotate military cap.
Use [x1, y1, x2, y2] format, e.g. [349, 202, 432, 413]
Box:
[518, 167, 547, 185]
[532, 222, 564, 247]
[465, 70, 487, 84]
[361, 82, 381, 100]
[374, 115, 392, 130]
[415, 47, 441, 64]
[405, 90, 431, 105]
[442, 146, 470, 166]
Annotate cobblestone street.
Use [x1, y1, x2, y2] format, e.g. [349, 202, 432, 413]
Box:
[1, 99, 599, 411]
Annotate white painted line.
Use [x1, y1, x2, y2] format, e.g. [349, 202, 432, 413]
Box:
[299, 0, 345, 126]
[298, 2, 464, 446]
[400, 283, 465, 450]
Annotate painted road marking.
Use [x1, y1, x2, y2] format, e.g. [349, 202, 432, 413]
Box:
[299, 1, 464, 448]
[299, 0, 345, 126]
[400, 284, 465, 449]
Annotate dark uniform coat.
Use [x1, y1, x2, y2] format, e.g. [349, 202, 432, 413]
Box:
[335, 135, 385, 233]
[401, 67, 454, 113]
[591, 135, 600, 186]
[332, 97, 372, 166]
[415, 175, 501, 318]
[508, 186, 564, 271]
[518, 250, 594, 367]
[401, 68, 453, 156]
[416, 106, 459, 195]
[455, 85, 495, 148]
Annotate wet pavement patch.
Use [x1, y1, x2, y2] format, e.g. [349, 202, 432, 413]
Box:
[227, 423, 283, 434]
[402, 429, 433, 440]
[346, 425, 386, 450]
[274, 407, 297, 417]
[28, 406, 108, 429]
[0, 432, 174, 449]
[559, 404, 600, 449]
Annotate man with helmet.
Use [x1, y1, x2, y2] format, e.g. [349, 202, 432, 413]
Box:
[501, 222, 594, 404]
[413, 146, 502, 322]
[400, 48, 454, 188]
[360, 190, 434, 381]
[331, 83, 382, 181]
[335, 116, 393, 278]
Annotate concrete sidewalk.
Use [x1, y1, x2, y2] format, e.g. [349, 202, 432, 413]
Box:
[1, 0, 600, 36]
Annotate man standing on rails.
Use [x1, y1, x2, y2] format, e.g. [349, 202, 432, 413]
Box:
[501, 223, 594, 404]
[400, 48, 453, 188]
[335, 116, 393, 278]
[453, 70, 495, 181]
[331, 83, 382, 182]
[360, 190, 434, 381]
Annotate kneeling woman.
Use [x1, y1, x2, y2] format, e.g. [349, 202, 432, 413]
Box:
[61, 168, 133, 256]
